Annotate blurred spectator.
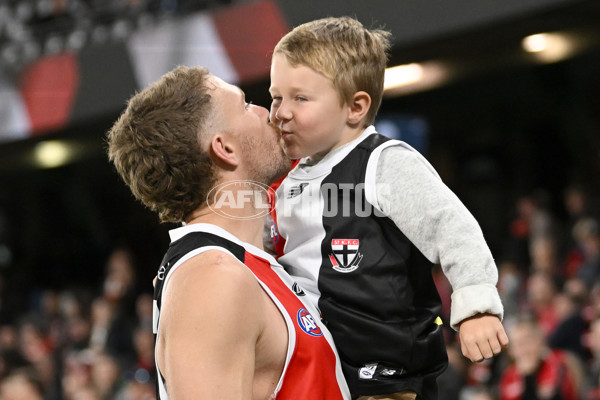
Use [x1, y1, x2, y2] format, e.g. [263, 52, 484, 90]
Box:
[135, 293, 153, 333]
[103, 248, 136, 307]
[131, 326, 155, 385]
[90, 351, 124, 399]
[584, 318, 600, 400]
[88, 297, 114, 353]
[116, 380, 155, 400]
[58, 289, 94, 357]
[505, 191, 560, 273]
[0, 338, 28, 383]
[526, 272, 560, 336]
[17, 318, 57, 395]
[71, 386, 101, 400]
[62, 350, 94, 400]
[497, 261, 525, 324]
[498, 316, 582, 400]
[0, 367, 44, 400]
[530, 236, 563, 281]
[564, 186, 595, 240]
[547, 286, 590, 361]
[460, 386, 496, 400]
[100, 248, 139, 368]
[573, 218, 600, 288]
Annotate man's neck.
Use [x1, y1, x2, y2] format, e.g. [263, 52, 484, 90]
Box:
[185, 209, 266, 249]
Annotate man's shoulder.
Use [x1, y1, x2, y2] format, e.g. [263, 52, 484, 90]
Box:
[178, 249, 257, 287]
[164, 249, 262, 309]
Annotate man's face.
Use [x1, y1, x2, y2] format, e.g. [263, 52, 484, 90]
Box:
[209, 76, 290, 184]
[269, 54, 352, 161]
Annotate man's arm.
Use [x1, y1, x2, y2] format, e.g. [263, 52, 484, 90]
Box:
[156, 250, 265, 399]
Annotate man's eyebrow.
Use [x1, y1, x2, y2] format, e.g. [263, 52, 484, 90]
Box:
[238, 88, 246, 104]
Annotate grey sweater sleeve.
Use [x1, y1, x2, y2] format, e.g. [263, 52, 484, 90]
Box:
[374, 145, 504, 330]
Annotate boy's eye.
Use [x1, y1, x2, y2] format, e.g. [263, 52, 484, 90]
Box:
[245, 101, 253, 110]
[296, 96, 307, 102]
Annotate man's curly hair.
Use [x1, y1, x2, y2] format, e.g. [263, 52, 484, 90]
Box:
[107, 66, 217, 223]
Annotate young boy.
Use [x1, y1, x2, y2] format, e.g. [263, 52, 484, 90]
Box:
[268, 17, 508, 400]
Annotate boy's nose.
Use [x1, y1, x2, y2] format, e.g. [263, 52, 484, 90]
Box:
[272, 103, 291, 122]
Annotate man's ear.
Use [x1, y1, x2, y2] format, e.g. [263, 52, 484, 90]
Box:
[210, 134, 239, 168]
[347, 91, 371, 126]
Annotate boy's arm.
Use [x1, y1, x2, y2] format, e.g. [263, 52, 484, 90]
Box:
[156, 250, 264, 398]
[372, 146, 506, 343]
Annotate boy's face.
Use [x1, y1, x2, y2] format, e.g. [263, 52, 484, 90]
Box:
[269, 54, 352, 160]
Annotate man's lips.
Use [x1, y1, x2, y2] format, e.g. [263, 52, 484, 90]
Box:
[268, 121, 282, 135]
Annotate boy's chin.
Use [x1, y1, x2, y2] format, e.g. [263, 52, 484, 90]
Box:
[282, 144, 303, 161]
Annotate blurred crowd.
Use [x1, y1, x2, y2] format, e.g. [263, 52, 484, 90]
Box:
[0, 247, 155, 400]
[0, 183, 599, 399]
[437, 183, 600, 400]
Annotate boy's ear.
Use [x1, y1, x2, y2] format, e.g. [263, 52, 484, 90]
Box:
[209, 134, 239, 169]
[347, 91, 371, 125]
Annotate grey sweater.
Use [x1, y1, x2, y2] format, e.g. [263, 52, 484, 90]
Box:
[376, 143, 503, 329]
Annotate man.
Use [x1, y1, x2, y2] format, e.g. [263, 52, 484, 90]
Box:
[106, 65, 350, 399]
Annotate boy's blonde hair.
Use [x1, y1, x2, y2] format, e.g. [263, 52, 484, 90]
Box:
[273, 16, 391, 126]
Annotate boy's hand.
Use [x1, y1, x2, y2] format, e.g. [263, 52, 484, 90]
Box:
[458, 313, 509, 362]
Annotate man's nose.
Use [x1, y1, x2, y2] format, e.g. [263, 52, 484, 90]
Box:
[252, 104, 269, 118]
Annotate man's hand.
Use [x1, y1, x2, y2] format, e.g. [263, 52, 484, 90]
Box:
[458, 313, 509, 362]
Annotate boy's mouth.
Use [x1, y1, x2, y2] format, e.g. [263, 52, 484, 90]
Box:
[281, 129, 292, 139]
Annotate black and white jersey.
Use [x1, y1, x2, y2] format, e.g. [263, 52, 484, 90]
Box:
[272, 127, 447, 399]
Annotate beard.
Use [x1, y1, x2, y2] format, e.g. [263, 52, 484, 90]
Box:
[241, 129, 291, 186]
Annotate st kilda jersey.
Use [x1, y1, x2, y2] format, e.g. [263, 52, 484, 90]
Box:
[271, 126, 448, 399]
[153, 223, 350, 400]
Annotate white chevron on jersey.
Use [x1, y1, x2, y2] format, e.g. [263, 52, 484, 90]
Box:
[275, 126, 378, 308]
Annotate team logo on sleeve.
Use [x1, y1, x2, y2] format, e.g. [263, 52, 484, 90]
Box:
[296, 308, 323, 337]
[292, 282, 306, 296]
[269, 218, 279, 243]
[329, 239, 363, 273]
[157, 265, 167, 280]
[287, 182, 309, 198]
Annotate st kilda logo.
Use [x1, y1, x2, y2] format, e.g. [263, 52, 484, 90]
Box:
[328, 239, 363, 273]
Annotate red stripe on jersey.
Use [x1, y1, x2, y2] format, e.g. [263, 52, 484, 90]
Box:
[269, 159, 300, 258]
[243, 251, 345, 399]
